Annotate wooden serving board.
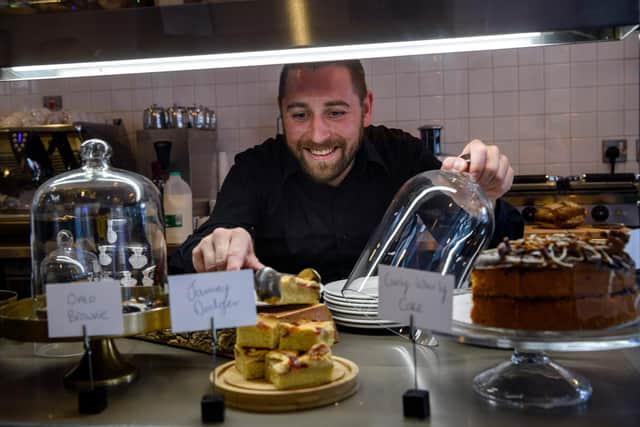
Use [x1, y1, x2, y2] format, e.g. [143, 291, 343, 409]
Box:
[210, 356, 359, 412]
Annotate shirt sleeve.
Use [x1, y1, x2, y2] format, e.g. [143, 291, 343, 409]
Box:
[168, 151, 264, 274]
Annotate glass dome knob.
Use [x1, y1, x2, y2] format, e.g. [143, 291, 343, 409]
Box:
[56, 229, 74, 249]
[80, 138, 112, 162]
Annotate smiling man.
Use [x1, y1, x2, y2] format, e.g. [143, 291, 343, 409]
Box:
[169, 60, 523, 282]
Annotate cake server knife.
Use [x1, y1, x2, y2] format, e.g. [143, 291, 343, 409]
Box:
[254, 266, 322, 301]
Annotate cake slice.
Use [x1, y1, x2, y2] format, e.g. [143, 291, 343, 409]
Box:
[278, 320, 336, 351]
[235, 315, 280, 349]
[265, 343, 334, 390]
[233, 345, 269, 380]
[260, 274, 321, 305]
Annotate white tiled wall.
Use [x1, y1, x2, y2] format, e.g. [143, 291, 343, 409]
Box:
[1, 33, 638, 176]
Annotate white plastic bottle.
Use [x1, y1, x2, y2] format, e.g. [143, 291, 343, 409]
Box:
[163, 171, 193, 244]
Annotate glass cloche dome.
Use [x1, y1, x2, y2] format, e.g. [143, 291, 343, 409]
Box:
[30, 138, 167, 313]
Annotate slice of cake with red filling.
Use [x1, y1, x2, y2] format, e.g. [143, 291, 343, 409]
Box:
[235, 314, 280, 349]
[265, 343, 333, 390]
[278, 320, 336, 351]
[233, 345, 269, 380]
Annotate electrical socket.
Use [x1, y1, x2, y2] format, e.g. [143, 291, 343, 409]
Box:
[601, 139, 627, 163]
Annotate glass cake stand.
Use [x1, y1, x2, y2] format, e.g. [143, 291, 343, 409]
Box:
[449, 290, 640, 409]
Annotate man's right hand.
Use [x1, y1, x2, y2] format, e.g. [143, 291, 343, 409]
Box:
[192, 227, 265, 272]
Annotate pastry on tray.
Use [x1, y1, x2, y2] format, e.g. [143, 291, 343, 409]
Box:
[234, 345, 270, 380]
[236, 315, 280, 349]
[265, 343, 334, 390]
[278, 320, 336, 351]
[470, 231, 638, 330]
[534, 200, 585, 228]
[259, 274, 321, 305]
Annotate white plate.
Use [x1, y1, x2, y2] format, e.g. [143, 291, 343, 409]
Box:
[332, 313, 399, 326]
[333, 318, 405, 330]
[327, 304, 379, 317]
[323, 278, 379, 299]
[323, 292, 378, 307]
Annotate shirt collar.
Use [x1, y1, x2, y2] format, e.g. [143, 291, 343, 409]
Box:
[278, 130, 390, 185]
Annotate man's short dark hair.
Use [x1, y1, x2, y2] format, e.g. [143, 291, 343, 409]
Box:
[277, 60, 368, 106]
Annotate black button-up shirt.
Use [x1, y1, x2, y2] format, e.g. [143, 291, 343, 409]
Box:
[169, 125, 524, 282]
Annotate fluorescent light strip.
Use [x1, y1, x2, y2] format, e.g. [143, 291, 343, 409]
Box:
[3, 32, 542, 80]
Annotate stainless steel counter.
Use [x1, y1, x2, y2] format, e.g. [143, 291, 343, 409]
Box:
[1, 333, 639, 426]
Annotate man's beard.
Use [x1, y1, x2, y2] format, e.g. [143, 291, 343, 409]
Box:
[288, 120, 364, 185]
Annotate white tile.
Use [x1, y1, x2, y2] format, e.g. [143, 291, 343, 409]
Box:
[216, 128, 239, 151]
[469, 93, 493, 117]
[597, 40, 624, 60]
[469, 69, 493, 93]
[173, 85, 195, 106]
[173, 71, 197, 87]
[624, 32, 639, 59]
[518, 47, 544, 65]
[519, 90, 545, 115]
[396, 97, 420, 121]
[258, 105, 278, 128]
[419, 96, 444, 120]
[257, 81, 277, 105]
[443, 118, 469, 143]
[544, 45, 570, 63]
[494, 116, 518, 141]
[571, 138, 600, 163]
[152, 87, 173, 106]
[518, 66, 545, 90]
[257, 126, 277, 142]
[545, 114, 570, 138]
[394, 56, 420, 73]
[570, 87, 597, 113]
[371, 74, 396, 98]
[570, 113, 597, 138]
[494, 141, 519, 164]
[597, 111, 624, 137]
[0, 82, 10, 96]
[597, 85, 625, 111]
[418, 54, 443, 71]
[419, 71, 443, 95]
[131, 88, 153, 111]
[545, 139, 571, 163]
[217, 106, 240, 129]
[493, 67, 518, 91]
[373, 98, 396, 122]
[570, 62, 596, 87]
[370, 58, 396, 75]
[494, 91, 518, 116]
[517, 163, 546, 174]
[237, 128, 261, 151]
[493, 49, 518, 67]
[469, 117, 494, 140]
[624, 59, 639, 84]
[111, 89, 132, 111]
[571, 43, 597, 62]
[236, 67, 259, 83]
[10, 81, 30, 95]
[192, 70, 213, 85]
[37, 78, 66, 94]
[67, 77, 91, 92]
[151, 72, 174, 88]
[237, 82, 259, 105]
[597, 61, 625, 85]
[518, 115, 545, 139]
[545, 163, 572, 176]
[545, 63, 570, 88]
[133, 74, 152, 88]
[545, 89, 570, 113]
[238, 105, 259, 127]
[89, 90, 111, 113]
[519, 140, 545, 163]
[88, 76, 113, 91]
[260, 64, 284, 82]
[9, 94, 38, 111]
[443, 53, 467, 70]
[396, 121, 421, 138]
[625, 110, 639, 135]
[396, 73, 419, 98]
[444, 94, 468, 118]
[28, 80, 41, 95]
[194, 85, 213, 107]
[215, 83, 238, 106]
[443, 70, 468, 94]
[65, 92, 90, 111]
[468, 51, 493, 69]
[110, 75, 133, 90]
[625, 85, 639, 109]
[216, 68, 238, 83]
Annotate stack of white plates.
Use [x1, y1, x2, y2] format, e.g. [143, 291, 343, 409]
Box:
[322, 278, 405, 329]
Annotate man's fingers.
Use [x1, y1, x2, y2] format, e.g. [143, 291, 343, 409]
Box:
[192, 245, 205, 273]
[211, 230, 231, 269]
[245, 253, 265, 271]
[478, 145, 500, 186]
[466, 140, 487, 180]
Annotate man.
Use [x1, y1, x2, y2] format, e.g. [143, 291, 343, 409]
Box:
[169, 60, 523, 282]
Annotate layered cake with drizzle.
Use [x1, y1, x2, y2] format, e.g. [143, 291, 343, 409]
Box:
[470, 231, 639, 330]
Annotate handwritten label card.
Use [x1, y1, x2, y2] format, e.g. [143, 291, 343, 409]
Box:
[46, 280, 124, 338]
[168, 270, 257, 333]
[378, 265, 454, 333]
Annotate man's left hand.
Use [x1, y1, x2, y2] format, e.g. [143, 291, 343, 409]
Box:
[440, 139, 514, 202]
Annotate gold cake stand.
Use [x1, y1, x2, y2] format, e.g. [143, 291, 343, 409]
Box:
[0, 295, 170, 390]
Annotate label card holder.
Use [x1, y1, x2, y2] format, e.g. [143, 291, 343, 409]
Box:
[378, 264, 454, 334]
[168, 270, 257, 333]
[46, 280, 124, 339]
